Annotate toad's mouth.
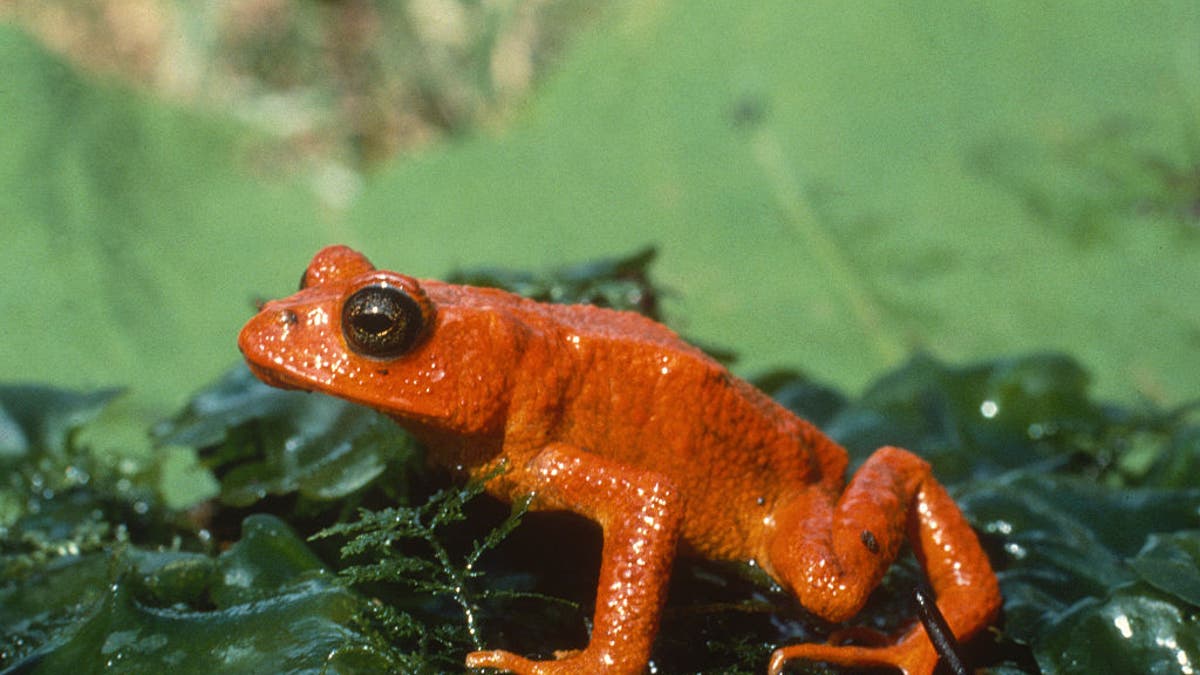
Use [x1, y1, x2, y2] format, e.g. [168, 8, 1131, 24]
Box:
[242, 358, 310, 392]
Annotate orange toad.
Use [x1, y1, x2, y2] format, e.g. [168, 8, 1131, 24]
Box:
[238, 245, 1000, 674]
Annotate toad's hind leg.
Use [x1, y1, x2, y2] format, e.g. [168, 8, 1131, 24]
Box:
[765, 446, 1000, 675]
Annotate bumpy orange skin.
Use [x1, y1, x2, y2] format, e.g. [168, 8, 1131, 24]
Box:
[239, 246, 1001, 674]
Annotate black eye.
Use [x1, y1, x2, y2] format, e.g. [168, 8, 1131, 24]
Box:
[341, 284, 426, 358]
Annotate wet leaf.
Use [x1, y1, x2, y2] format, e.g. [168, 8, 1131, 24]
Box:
[3, 515, 414, 674]
[155, 365, 415, 507]
[820, 352, 1157, 484]
[0, 386, 136, 530]
[959, 474, 1200, 646]
[1035, 586, 1200, 675]
[211, 514, 330, 606]
[0, 386, 123, 461]
[751, 368, 848, 429]
[1129, 531, 1200, 608]
[449, 247, 663, 320]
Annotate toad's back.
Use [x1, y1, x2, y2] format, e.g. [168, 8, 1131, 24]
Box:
[435, 284, 850, 559]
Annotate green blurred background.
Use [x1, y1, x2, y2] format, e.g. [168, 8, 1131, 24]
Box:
[2, 0, 1198, 445]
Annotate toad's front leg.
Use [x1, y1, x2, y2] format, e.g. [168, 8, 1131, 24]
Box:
[466, 443, 682, 675]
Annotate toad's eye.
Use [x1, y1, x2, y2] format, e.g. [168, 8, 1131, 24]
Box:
[341, 284, 426, 358]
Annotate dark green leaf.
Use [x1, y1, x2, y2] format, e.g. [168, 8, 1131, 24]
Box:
[0, 386, 123, 460]
[3, 515, 412, 674]
[1129, 531, 1200, 608]
[449, 246, 663, 320]
[0, 553, 111, 666]
[822, 353, 1157, 485]
[125, 550, 219, 608]
[19, 571, 381, 674]
[211, 514, 329, 607]
[959, 474, 1200, 646]
[1035, 586, 1200, 675]
[151, 366, 305, 450]
[1141, 424, 1200, 489]
[156, 365, 415, 507]
[750, 369, 848, 428]
[0, 385, 140, 530]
